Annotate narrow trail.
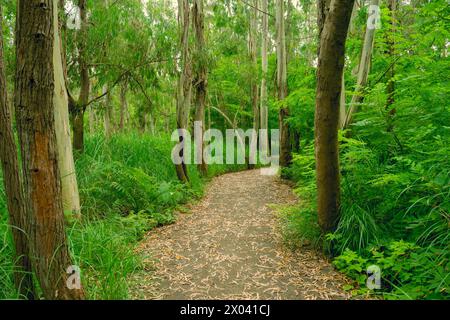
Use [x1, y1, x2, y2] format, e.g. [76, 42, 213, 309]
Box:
[131, 170, 350, 300]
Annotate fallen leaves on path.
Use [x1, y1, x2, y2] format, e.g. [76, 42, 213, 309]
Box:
[130, 170, 351, 300]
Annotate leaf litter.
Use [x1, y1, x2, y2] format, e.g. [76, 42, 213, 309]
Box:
[130, 170, 351, 300]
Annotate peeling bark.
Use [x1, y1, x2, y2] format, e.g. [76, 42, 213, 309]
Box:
[54, 0, 81, 215]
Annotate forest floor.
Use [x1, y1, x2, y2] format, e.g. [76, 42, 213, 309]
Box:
[130, 170, 351, 299]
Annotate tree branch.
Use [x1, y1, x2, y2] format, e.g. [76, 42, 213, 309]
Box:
[239, 0, 274, 18]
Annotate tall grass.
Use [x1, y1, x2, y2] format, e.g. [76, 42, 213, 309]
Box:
[0, 132, 246, 299]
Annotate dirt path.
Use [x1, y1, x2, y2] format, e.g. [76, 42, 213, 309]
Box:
[131, 170, 350, 300]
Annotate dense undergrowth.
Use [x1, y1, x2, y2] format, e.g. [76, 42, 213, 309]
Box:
[0, 133, 246, 299]
[281, 0, 449, 300]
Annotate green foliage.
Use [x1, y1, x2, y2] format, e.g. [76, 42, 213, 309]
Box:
[0, 217, 17, 299]
[0, 133, 243, 299]
[0, 0, 448, 301]
[69, 133, 208, 298]
[283, 0, 449, 300]
[77, 133, 196, 218]
[286, 62, 316, 144]
[281, 144, 321, 248]
[334, 241, 449, 300]
[279, 205, 321, 250]
[68, 215, 145, 300]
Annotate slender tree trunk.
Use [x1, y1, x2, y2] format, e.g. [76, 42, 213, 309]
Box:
[386, 0, 396, 109]
[315, 0, 355, 233]
[151, 112, 157, 134]
[71, 0, 90, 153]
[143, 113, 148, 133]
[248, 0, 259, 169]
[103, 84, 113, 138]
[286, 0, 293, 64]
[72, 110, 85, 153]
[176, 0, 192, 182]
[193, 0, 208, 176]
[349, 0, 359, 36]
[260, 0, 269, 157]
[15, 0, 84, 299]
[344, 0, 380, 128]
[119, 80, 128, 131]
[101, 2, 112, 138]
[88, 105, 95, 134]
[339, 76, 347, 129]
[54, 0, 81, 215]
[0, 5, 35, 299]
[277, 0, 291, 167]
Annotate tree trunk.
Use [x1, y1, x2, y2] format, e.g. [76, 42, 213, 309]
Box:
[103, 84, 113, 138]
[54, 0, 81, 215]
[349, 0, 359, 36]
[119, 81, 128, 131]
[88, 105, 95, 134]
[386, 0, 396, 109]
[71, 0, 90, 153]
[248, 0, 259, 169]
[72, 110, 85, 154]
[250, 1, 259, 145]
[176, 0, 192, 182]
[15, 0, 84, 299]
[344, 0, 380, 128]
[277, 0, 291, 167]
[193, 0, 208, 176]
[315, 0, 355, 234]
[318, 0, 347, 136]
[0, 5, 35, 299]
[339, 75, 347, 129]
[286, 0, 293, 64]
[317, 0, 331, 55]
[260, 0, 269, 157]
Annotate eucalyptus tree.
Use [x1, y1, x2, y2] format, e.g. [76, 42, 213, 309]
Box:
[386, 0, 397, 111]
[175, 0, 192, 182]
[344, 0, 380, 128]
[0, 4, 34, 299]
[277, 0, 292, 167]
[260, 0, 269, 156]
[248, 0, 259, 162]
[315, 0, 355, 233]
[68, 0, 90, 153]
[15, 0, 84, 299]
[119, 79, 129, 130]
[193, 0, 208, 176]
[208, 0, 254, 132]
[55, 0, 81, 216]
[64, 0, 140, 147]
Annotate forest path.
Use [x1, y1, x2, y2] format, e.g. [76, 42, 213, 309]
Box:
[131, 170, 350, 299]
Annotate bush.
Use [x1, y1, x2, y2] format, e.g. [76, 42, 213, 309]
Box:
[333, 241, 449, 299]
[282, 2, 450, 297]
